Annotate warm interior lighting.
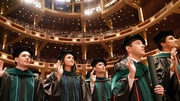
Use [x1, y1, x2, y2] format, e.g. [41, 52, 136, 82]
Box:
[56, 0, 71, 2]
[34, 61, 38, 65]
[84, 5, 101, 15]
[116, 33, 120, 36]
[23, 0, 42, 8]
[151, 17, 155, 21]
[90, 38, 94, 41]
[2, 54, 7, 59]
[72, 39, 76, 42]
[6, 21, 10, 25]
[54, 64, 57, 68]
[2, 44, 5, 50]
[36, 33, 40, 36]
[55, 37, 59, 40]
[46, 74, 50, 78]
[105, 0, 118, 8]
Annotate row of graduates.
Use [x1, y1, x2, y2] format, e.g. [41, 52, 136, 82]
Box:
[0, 30, 180, 101]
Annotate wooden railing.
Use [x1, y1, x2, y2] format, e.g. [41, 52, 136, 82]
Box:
[0, 0, 179, 44]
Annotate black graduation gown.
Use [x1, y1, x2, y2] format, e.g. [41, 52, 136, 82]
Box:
[111, 60, 155, 101]
[0, 68, 44, 101]
[43, 71, 92, 101]
[154, 53, 180, 101]
[86, 77, 111, 101]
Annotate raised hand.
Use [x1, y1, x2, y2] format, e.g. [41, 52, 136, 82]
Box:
[170, 47, 178, 72]
[90, 70, 96, 85]
[126, 54, 136, 79]
[56, 60, 63, 82]
[0, 60, 7, 77]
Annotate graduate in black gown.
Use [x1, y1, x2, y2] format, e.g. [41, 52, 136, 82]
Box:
[111, 34, 165, 101]
[43, 50, 91, 101]
[0, 46, 44, 101]
[153, 30, 180, 101]
[86, 58, 111, 101]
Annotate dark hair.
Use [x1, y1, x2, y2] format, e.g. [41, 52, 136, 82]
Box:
[85, 72, 91, 79]
[14, 56, 19, 65]
[60, 54, 77, 73]
[124, 43, 132, 55]
[156, 36, 166, 51]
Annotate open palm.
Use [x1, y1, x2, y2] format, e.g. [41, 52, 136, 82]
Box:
[0, 60, 7, 77]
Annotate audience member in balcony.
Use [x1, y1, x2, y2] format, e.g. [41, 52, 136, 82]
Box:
[111, 34, 165, 101]
[43, 50, 91, 101]
[0, 46, 44, 101]
[153, 30, 180, 101]
[86, 58, 111, 101]
[6, 16, 138, 38]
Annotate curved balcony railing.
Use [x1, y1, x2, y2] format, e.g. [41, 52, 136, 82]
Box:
[0, 49, 158, 70]
[0, 0, 180, 45]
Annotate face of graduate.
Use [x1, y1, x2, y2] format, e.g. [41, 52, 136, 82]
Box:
[94, 62, 106, 73]
[64, 54, 75, 67]
[127, 40, 145, 57]
[163, 35, 178, 49]
[15, 51, 31, 68]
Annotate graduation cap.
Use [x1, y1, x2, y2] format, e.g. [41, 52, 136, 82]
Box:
[58, 50, 77, 60]
[91, 58, 106, 67]
[153, 30, 174, 45]
[121, 34, 145, 50]
[12, 46, 33, 58]
[31, 69, 41, 75]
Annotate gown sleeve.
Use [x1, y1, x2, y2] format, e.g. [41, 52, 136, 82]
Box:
[154, 57, 171, 87]
[154, 57, 179, 100]
[43, 71, 62, 100]
[0, 72, 11, 101]
[79, 75, 92, 101]
[34, 77, 44, 101]
[111, 62, 130, 100]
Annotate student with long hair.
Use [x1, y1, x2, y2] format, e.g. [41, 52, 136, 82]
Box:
[44, 50, 91, 101]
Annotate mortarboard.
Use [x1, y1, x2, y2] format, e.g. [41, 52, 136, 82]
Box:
[153, 30, 174, 45]
[91, 58, 106, 68]
[121, 34, 145, 50]
[58, 50, 77, 60]
[12, 46, 33, 58]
